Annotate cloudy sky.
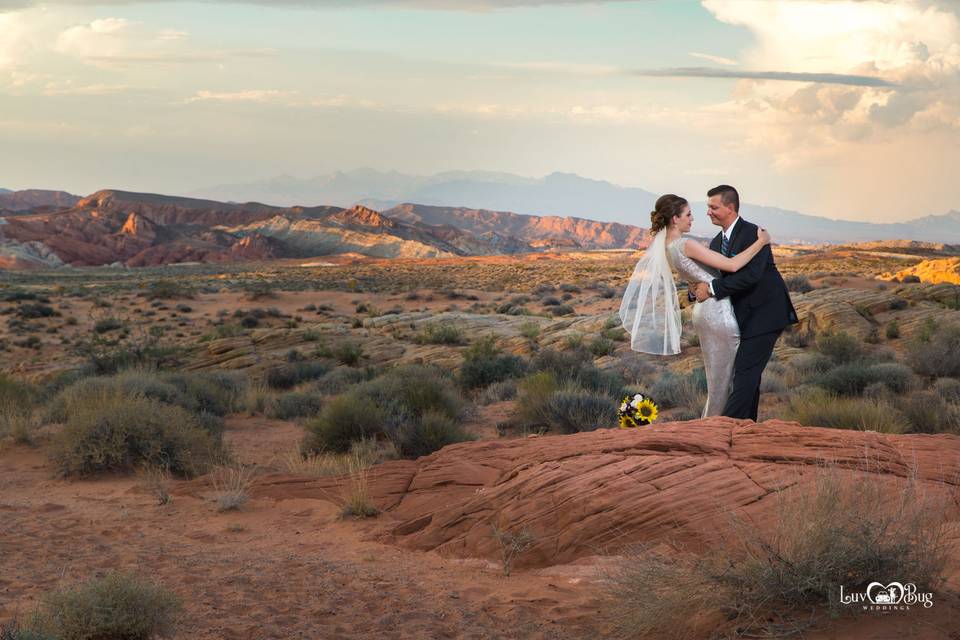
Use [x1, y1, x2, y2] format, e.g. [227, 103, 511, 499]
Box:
[1, 0, 958, 222]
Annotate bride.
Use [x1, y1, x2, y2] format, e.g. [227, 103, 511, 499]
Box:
[618, 194, 771, 417]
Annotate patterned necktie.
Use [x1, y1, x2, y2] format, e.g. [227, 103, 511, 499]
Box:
[721, 233, 730, 257]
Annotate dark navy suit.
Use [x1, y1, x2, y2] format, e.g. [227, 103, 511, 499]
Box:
[709, 218, 798, 420]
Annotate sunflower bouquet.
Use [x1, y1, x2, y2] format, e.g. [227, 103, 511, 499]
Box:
[618, 392, 659, 428]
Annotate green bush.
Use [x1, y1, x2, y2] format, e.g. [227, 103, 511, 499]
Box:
[812, 362, 916, 396]
[906, 323, 960, 377]
[458, 335, 526, 389]
[93, 318, 124, 334]
[933, 378, 960, 403]
[394, 410, 475, 458]
[414, 323, 466, 345]
[901, 390, 960, 434]
[332, 340, 364, 366]
[302, 365, 464, 456]
[312, 366, 377, 394]
[815, 331, 864, 365]
[353, 365, 464, 426]
[785, 389, 906, 433]
[539, 386, 617, 433]
[531, 348, 624, 396]
[34, 571, 182, 640]
[265, 361, 331, 390]
[51, 393, 222, 477]
[301, 393, 382, 454]
[516, 371, 559, 426]
[47, 370, 247, 423]
[266, 392, 323, 419]
[649, 369, 707, 410]
[784, 274, 814, 293]
[886, 320, 900, 340]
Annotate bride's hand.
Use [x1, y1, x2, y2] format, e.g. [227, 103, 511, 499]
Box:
[758, 228, 771, 246]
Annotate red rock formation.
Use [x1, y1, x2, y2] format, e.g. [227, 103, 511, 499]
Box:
[243, 419, 960, 569]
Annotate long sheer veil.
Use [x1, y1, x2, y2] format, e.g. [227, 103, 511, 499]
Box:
[618, 230, 682, 355]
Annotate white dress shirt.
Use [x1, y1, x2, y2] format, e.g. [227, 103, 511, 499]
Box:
[708, 216, 741, 296]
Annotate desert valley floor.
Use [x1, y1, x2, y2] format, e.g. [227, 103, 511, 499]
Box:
[3, 247, 960, 639]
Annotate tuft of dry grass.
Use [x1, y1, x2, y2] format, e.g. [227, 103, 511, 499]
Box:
[210, 464, 255, 512]
[338, 452, 379, 519]
[136, 463, 172, 505]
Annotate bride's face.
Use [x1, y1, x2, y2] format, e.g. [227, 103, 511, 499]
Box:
[673, 205, 693, 233]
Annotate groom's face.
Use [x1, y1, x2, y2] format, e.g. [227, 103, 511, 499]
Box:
[707, 195, 736, 228]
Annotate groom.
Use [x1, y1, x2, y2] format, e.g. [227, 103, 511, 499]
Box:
[691, 185, 798, 421]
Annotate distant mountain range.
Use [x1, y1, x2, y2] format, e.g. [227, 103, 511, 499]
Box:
[1, 172, 959, 269]
[0, 189, 648, 269]
[187, 169, 958, 245]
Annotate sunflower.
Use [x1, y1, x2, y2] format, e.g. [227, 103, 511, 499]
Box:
[636, 398, 658, 423]
[619, 414, 636, 429]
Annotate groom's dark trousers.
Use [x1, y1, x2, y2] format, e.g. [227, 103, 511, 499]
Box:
[709, 218, 798, 421]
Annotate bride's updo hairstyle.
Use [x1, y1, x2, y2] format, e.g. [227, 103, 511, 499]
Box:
[649, 194, 689, 234]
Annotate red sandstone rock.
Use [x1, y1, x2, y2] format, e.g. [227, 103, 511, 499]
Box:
[244, 419, 960, 569]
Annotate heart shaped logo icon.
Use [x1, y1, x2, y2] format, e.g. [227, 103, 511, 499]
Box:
[867, 582, 905, 604]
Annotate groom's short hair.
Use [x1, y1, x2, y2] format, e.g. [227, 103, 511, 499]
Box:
[707, 185, 739, 213]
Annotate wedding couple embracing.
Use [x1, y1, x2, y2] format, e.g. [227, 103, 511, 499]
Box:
[619, 185, 799, 421]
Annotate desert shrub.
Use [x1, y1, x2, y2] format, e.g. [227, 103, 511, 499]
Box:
[302, 394, 382, 454]
[886, 320, 900, 339]
[242, 280, 275, 300]
[266, 391, 324, 419]
[311, 366, 377, 395]
[550, 304, 575, 316]
[530, 348, 625, 396]
[265, 360, 331, 390]
[649, 369, 707, 410]
[515, 371, 559, 426]
[74, 326, 180, 375]
[815, 331, 863, 365]
[603, 465, 949, 638]
[902, 274, 921, 283]
[538, 386, 618, 433]
[785, 389, 905, 433]
[146, 279, 195, 300]
[394, 410, 475, 458]
[160, 371, 244, 417]
[353, 364, 463, 426]
[477, 379, 518, 404]
[588, 336, 616, 357]
[16, 303, 58, 319]
[458, 335, 526, 389]
[784, 274, 814, 293]
[28, 572, 182, 640]
[612, 356, 657, 386]
[93, 317, 124, 334]
[888, 297, 908, 311]
[900, 390, 960, 434]
[332, 340, 364, 365]
[47, 370, 246, 423]
[414, 323, 466, 345]
[906, 323, 960, 377]
[51, 393, 222, 477]
[519, 321, 540, 341]
[933, 377, 960, 403]
[302, 365, 463, 455]
[812, 361, 916, 396]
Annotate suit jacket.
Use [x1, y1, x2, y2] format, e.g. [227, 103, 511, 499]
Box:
[710, 218, 799, 339]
